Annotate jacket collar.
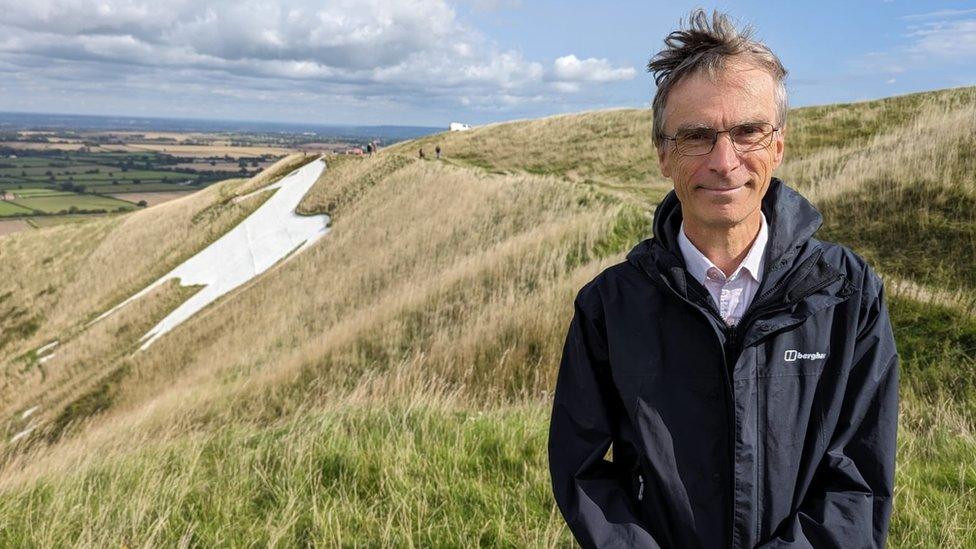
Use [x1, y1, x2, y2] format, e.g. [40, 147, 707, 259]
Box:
[627, 178, 831, 306]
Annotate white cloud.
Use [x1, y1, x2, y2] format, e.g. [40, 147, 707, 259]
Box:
[849, 15, 976, 81]
[0, 0, 638, 121]
[549, 54, 636, 84]
[905, 18, 976, 59]
[900, 8, 976, 21]
[551, 81, 581, 93]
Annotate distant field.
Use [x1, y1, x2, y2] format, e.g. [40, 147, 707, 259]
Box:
[110, 191, 196, 206]
[10, 189, 71, 198]
[0, 142, 85, 151]
[98, 143, 291, 158]
[90, 183, 193, 193]
[10, 194, 136, 214]
[0, 201, 32, 215]
[0, 150, 222, 221]
[174, 161, 273, 173]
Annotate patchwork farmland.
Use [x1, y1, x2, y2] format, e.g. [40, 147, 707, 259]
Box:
[0, 120, 435, 237]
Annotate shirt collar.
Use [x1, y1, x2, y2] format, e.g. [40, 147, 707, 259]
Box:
[678, 211, 768, 285]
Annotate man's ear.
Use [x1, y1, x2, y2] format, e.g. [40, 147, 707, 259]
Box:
[656, 142, 671, 178]
[771, 124, 786, 169]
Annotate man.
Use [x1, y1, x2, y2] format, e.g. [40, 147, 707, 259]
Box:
[548, 10, 898, 548]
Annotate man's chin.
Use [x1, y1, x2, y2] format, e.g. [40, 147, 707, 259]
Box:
[689, 206, 752, 230]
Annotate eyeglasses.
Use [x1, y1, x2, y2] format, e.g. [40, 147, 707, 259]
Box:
[661, 122, 779, 157]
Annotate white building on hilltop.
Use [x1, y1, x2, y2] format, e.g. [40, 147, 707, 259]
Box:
[449, 122, 471, 132]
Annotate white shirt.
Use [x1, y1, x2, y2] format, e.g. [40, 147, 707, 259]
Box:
[677, 212, 768, 326]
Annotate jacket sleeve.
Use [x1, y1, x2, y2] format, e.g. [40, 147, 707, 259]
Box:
[758, 270, 899, 548]
[548, 291, 662, 549]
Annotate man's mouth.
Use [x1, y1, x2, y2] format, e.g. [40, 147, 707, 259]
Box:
[697, 184, 745, 194]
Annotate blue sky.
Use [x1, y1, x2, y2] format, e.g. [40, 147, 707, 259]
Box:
[0, 0, 974, 127]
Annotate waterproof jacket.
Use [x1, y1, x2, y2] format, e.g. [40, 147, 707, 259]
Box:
[548, 178, 899, 548]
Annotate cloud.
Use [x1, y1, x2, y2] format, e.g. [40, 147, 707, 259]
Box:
[0, 0, 637, 120]
[899, 8, 976, 21]
[468, 0, 521, 12]
[905, 18, 976, 59]
[549, 54, 636, 84]
[848, 12, 976, 81]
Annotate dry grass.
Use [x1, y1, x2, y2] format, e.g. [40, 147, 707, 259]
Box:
[778, 102, 976, 204]
[0, 155, 316, 425]
[1, 151, 626, 458]
[391, 108, 670, 209]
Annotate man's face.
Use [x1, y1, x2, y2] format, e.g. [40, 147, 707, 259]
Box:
[656, 60, 785, 231]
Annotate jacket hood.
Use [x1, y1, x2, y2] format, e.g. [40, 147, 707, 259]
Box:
[627, 178, 824, 298]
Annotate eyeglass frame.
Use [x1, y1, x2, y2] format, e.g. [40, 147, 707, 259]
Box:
[659, 122, 781, 157]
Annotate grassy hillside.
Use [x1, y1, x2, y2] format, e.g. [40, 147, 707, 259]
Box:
[1, 86, 975, 547]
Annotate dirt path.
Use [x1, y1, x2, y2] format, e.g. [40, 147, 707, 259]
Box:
[0, 219, 31, 237]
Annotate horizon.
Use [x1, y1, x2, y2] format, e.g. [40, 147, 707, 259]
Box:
[3, 82, 975, 132]
[0, 110, 442, 131]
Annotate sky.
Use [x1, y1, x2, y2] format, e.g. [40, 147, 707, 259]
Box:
[1, 0, 975, 127]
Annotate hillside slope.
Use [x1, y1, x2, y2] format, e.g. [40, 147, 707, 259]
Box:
[1, 86, 975, 547]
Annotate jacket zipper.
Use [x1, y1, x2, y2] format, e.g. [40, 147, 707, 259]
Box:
[690, 248, 844, 547]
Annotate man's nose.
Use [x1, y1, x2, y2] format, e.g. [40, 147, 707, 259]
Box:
[706, 132, 740, 175]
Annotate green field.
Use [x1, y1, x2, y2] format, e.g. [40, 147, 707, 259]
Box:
[0, 153, 201, 191]
[9, 188, 71, 198]
[0, 201, 32, 215]
[9, 194, 136, 214]
[0, 150, 218, 218]
[0, 187, 150, 217]
[89, 183, 190, 192]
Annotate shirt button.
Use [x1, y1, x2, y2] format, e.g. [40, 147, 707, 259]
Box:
[712, 473, 721, 482]
[708, 388, 721, 400]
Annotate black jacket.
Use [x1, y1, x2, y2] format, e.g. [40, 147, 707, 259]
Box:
[548, 178, 899, 548]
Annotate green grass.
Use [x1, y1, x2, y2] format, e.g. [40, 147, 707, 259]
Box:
[787, 86, 976, 160]
[892, 408, 976, 547]
[0, 395, 972, 548]
[889, 296, 976, 416]
[0, 404, 570, 547]
[819, 181, 976, 292]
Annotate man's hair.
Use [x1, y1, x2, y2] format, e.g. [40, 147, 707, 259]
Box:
[647, 9, 788, 149]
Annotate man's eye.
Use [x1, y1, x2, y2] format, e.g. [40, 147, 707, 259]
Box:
[680, 131, 711, 141]
[737, 125, 763, 135]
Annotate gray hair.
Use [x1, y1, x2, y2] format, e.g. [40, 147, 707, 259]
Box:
[648, 9, 788, 149]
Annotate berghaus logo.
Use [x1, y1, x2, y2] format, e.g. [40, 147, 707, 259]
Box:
[784, 349, 827, 362]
